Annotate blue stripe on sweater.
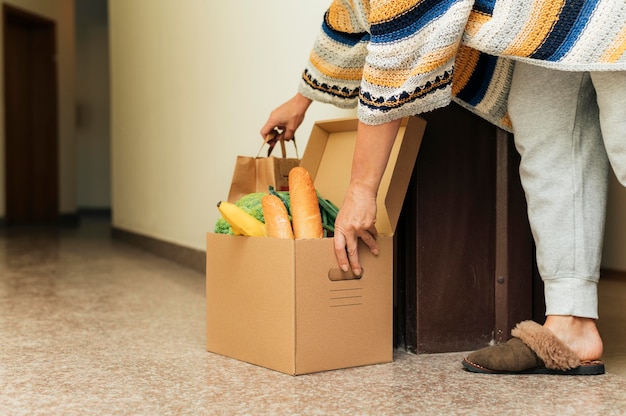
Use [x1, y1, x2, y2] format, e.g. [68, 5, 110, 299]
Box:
[455, 53, 497, 106]
[531, 0, 599, 61]
[473, 0, 496, 16]
[322, 12, 370, 46]
[370, 0, 463, 43]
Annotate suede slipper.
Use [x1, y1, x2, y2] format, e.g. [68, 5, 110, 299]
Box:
[462, 320, 605, 375]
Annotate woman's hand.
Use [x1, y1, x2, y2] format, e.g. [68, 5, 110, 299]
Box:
[333, 119, 402, 276]
[261, 93, 312, 141]
[333, 184, 379, 276]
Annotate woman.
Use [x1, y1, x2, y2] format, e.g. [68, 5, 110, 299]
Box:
[261, 0, 625, 375]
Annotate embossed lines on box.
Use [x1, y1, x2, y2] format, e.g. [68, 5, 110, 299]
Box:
[329, 287, 363, 307]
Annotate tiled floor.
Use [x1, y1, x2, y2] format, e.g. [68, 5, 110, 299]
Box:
[1, 217, 626, 415]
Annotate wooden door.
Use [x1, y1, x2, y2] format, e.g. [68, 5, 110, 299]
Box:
[393, 103, 536, 353]
[4, 5, 58, 225]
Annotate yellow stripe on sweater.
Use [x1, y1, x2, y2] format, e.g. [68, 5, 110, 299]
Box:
[499, 114, 512, 131]
[310, 51, 364, 81]
[327, 0, 359, 33]
[503, 0, 566, 57]
[601, 25, 626, 63]
[452, 45, 481, 95]
[363, 44, 457, 88]
[369, 0, 422, 24]
[465, 10, 492, 37]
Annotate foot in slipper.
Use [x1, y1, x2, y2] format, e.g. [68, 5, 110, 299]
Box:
[462, 321, 605, 375]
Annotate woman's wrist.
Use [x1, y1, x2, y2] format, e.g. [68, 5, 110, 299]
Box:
[349, 119, 402, 195]
[293, 92, 312, 110]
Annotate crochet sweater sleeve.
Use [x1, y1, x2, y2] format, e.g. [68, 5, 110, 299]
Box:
[298, 0, 475, 125]
[298, 0, 370, 111]
[298, 0, 624, 128]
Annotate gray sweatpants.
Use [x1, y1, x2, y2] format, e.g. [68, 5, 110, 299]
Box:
[508, 62, 626, 319]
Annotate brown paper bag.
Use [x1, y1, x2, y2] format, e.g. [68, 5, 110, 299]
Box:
[227, 134, 300, 202]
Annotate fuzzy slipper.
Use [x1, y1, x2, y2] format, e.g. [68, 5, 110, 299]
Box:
[462, 321, 605, 375]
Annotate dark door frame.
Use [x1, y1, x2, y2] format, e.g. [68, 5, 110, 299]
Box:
[393, 103, 538, 353]
[3, 4, 59, 225]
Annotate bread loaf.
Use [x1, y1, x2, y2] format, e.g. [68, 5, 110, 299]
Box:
[261, 194, 294, 239]
[288, 167, 323, 239]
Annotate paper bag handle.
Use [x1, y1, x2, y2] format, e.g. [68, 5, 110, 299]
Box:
[256, 129, 299, 159]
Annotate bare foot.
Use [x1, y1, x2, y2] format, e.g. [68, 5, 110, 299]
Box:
[543, 315, 603, 362]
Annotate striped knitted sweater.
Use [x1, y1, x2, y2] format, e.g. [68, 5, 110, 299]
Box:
[298, 0, 626, 131]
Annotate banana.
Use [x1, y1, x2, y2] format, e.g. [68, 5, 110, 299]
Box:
[217, 201, 267, 237]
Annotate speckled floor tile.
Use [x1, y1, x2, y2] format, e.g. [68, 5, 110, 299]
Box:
[1, 218, 626, 416]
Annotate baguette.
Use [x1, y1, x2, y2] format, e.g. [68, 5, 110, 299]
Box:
[288, 167, 323, 239]
[261, 194, 294, 239]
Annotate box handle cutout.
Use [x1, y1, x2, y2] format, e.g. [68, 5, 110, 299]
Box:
[328, 268, 363, 281]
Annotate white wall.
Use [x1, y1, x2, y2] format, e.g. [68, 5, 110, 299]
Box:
[109, 1, 354, 250]
[0, 0, 76, 216]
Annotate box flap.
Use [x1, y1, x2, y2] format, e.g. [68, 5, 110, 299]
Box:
[300, 116, 426, 234]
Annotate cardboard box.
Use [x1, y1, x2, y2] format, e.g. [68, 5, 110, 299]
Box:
[206, 116, 426, 375]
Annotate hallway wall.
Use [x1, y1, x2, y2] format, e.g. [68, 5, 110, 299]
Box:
[0, 0, 76, 217]
[108, 1, 354, 251]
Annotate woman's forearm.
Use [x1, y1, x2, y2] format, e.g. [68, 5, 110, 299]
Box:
[349, 119, 403, 197]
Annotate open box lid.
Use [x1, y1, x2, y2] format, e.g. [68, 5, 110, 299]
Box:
[300, 116, 426, 235]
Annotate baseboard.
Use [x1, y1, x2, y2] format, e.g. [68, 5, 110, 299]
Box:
[58, 212, 81, 227]
[59, 208, 111, 226]
[78, 207, 112, 218]
[111, 227, 205, 274]
[0, 213, 81, 227]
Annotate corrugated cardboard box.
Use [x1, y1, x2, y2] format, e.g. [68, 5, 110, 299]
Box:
[206, 116, 426, 375]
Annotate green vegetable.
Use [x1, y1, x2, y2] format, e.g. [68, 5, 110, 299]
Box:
[214, 217, 234, 234]
[317, 192, 339, 235]
[214, 191, 290, 235]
